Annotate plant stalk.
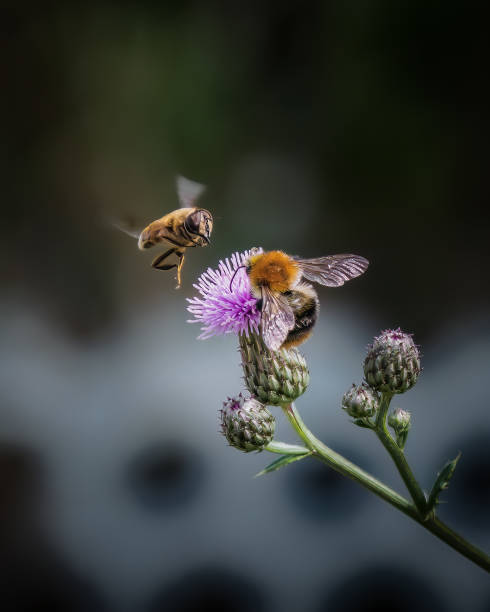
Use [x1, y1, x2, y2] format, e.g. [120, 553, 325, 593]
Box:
[282, 402, 490, 573]
[375, 392, 428, 517]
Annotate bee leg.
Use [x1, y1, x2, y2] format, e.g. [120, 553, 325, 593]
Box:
[151, 248, 178, 270]
[175, 250, 186, 289]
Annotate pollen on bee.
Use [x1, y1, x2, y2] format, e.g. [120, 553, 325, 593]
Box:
[249, 251, 300, 293]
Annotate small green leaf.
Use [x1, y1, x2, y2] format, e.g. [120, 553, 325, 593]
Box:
[427, 452, 461, 511]
[255, 452, 312, 477]
[264, 441, 309, 455]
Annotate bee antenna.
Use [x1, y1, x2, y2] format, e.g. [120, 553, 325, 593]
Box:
[229, 265, 246, 292]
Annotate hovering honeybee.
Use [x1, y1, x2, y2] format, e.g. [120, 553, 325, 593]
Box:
[244, 249, 368, 351]
[114, 175, 213, 288]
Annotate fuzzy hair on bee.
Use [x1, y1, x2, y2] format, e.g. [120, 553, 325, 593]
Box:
[247, 250, 300, 294]
[245, 249, 368, 351]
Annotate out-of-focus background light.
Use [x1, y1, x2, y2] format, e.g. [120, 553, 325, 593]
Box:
[2, 2, 489, 610]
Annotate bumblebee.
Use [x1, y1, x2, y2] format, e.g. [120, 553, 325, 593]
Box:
[115, 175, 212, 288]
[245, 250, 368, 351]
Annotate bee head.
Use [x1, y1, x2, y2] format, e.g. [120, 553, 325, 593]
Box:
[185, 209, 213, 246]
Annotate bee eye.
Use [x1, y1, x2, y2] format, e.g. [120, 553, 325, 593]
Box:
[186, 211, 202, 234]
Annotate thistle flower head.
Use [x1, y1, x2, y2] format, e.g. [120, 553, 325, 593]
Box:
[388, 407, 412, 449]
[240, 332, 310, 405]
[388, 407, 412, 433]
[187, 249, 262, 339]
[220, 393, 275, 452]
[364, 328, 421, 394]
[342, 383, 379, 419]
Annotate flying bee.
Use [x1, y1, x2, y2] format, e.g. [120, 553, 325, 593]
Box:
[243, 249, 369, 351]
[114, 175, 213, 288]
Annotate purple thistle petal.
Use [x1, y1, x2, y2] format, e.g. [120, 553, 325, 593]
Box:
[187, 249, 262, 339]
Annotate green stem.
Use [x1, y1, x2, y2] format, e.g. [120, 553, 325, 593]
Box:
[265, 440, 310, 455]
[283, 402, 416, 514]
[282, 402, 490, 573]
[375, 393, 428, 517]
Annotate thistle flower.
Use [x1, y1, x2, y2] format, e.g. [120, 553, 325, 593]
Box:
[388, 407, 411, 432]
[342, 383, 379, 419]
[220, 394, 275, 452]
[364, 328, 421, 394]
[240, 332, 309, 405]
[388, 407, 412, 449]
[187, 249, 262, 339]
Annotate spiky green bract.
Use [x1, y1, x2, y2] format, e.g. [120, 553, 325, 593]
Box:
[342, 383, 379, 419]
[220, 394, 275, 452]
[239, 332, 309, 406]
[364, 328, 421, 394]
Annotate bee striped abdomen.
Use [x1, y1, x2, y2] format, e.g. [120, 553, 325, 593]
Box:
[282, 284, 319, 349]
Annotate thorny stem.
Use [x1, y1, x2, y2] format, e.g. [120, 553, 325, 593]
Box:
[375, 392, 428, 517]
[281, 402, 490, 573]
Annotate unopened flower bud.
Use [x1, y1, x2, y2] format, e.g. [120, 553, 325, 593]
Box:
[220, 394, 275, 452]
[239, 333, 309, 405]
[342, 384, 379, 419]
[388, 407, 411, 449]
[388, 408, 411, 433]
[364, 328, 421, 394]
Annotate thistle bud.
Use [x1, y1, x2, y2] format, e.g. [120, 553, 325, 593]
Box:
[364, 328, 421, 394]
[388, 407, 411, 449]
[220, 394, 275, 452]
[239, 333, 309, 406]
[388, 407, 411, 433]
[342, 383, 379, 419]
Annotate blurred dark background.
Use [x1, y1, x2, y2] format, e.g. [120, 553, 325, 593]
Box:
[2, 2, 489, 611]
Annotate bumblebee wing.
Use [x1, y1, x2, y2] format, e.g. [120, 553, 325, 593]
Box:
[296, 254, 369, 287]
[176, 175, 206, 208]
[261, 286, 295, 351]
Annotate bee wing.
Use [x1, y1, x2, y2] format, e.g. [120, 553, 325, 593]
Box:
[296, 254, 369, 287]
[107, 215, 144, 240]
[176, 175, 206, 208]
[260, 286, 295, 351]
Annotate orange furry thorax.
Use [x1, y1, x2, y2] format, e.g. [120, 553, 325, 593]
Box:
[248, 251, 299, 293]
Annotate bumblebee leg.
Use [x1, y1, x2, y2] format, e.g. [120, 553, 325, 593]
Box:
[175, 250, 186, 289]
[151, 248, 178, 270]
